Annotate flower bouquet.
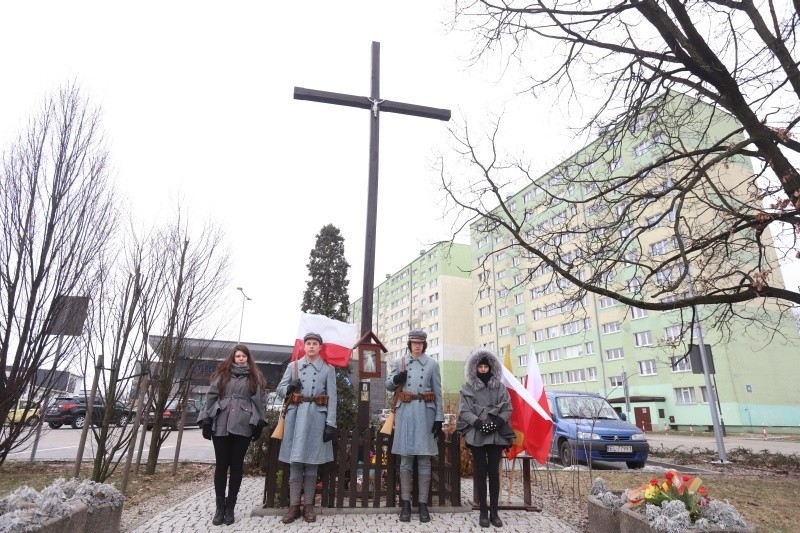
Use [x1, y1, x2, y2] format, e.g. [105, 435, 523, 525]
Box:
[624, 469, 753, 532]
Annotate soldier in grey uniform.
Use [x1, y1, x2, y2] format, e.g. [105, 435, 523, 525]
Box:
[276, 332, 337, 524]
[386, 329, 444, 523]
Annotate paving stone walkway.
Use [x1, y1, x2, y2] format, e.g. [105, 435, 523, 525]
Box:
[129, 477, 578, 532]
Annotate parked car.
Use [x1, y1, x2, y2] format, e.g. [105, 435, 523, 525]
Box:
[265, 392, 284, 413]
[44, 395, 133, 429]
[147, 399, 200, 430]
[547, 390, 649, 469]
[6, 400, 41, 426]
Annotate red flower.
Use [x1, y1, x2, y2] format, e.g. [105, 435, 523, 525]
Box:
[650, 478, 659, 486]
[698, 486, 708, 497]
[665, 471, 674, 480]
[682, 475, 692, 482]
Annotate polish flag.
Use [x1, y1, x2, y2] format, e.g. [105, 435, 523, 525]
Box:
[500, 345, 553, 464]
[291, 312, 359, 367]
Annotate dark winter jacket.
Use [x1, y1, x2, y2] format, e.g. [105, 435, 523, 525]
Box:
[456, 348, 513, 447]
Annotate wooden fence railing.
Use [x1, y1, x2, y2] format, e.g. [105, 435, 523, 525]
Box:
[263, 427, 461, 509]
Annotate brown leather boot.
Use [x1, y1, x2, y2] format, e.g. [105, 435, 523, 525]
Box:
[281, 505, 301, 524]
[303, 504, 317, 522]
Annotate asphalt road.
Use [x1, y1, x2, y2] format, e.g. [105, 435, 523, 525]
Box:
[5, 426, 798, 464]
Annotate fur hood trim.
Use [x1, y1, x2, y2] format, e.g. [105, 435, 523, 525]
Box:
[464, 348, 503, 390]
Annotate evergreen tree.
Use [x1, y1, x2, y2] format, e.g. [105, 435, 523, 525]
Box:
[301, 224, 356, 431]
[302, 224, 350, 320]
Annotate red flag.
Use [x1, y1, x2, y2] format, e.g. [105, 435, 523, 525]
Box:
[291, 312, 358, 367]
[500, 347, 553, 463]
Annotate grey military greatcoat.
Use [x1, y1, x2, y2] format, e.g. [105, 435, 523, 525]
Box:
[386, 353, 444, 456]
[199, 374, 266, 438]
[277, 356, 337, 464]
[456, 348, 513, 448]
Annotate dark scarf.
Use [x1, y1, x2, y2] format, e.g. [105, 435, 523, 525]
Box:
[232, 364, 250, 378]
[477, 371, 492, 386]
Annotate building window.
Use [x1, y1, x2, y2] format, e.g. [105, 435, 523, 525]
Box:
[536, 351, 547, 364]
[664, 325, 681, 342]
[634, 331, 654, 346]
[650, 239, 670, 255]
[675, 387, 696, 404]
[517, 334, 526, 346]
[563, 344, 583, 359]
[533, 329, 544, 341]
[547, 326, 560, 339]
[496, 269, 507, 280]
[602, 321, 621, 334]
[478, 287, 492, 299]
[479, 324, 494, 335]
[479, 305, 493, 317]
[609, 375, 624, 387]
[605, 348, 624, 360]
[429, 337, 440, 347]
[599, 296, 617, 309]
[549, 372, 564, 385]
[548, 349, 561, 362]
[512, 256, 521, 266]
[513, 293, 523, 305]
[638, 359, 657, 376]
[518, 354, 528, 367]
[587, 367, 598, 381]
[499, 326, 510, 336]
[629, 278, 642, 293]
[700, 386, 710, 403]
[566, 369, 585, 383]
[498, 306, 509, 317]
[515, 313, 525, 325]
[498, 288, 509, 298]
[429, 293, 439, 303]
[670, 356, 692, 372]
[585, 342, 594, 354]
[630, 306, 648, 319]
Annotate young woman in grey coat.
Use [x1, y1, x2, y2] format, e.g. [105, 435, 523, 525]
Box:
[276, 332, 337, 524]
[457, 348, 513, 528]
[385, 329, 444, 523]
[198, 344, 266, 526]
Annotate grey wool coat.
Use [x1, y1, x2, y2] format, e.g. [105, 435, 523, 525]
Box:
[386, 352, 444, 456]
[456, 348, 513, 447]
[276, 356, 337, 464]
[199, 372, 266, 438]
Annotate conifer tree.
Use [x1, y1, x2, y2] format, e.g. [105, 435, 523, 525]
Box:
[301, 224, 356, 430]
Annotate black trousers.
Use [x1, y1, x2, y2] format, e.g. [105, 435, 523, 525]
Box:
[212, 434, 251, 500]
[468, 444, 504, 509]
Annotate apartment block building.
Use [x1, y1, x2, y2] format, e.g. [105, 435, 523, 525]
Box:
[470, 92, 800, 433]
[349, 242, 474, 407]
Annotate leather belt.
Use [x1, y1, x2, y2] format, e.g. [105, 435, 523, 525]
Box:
[288, 394, 329, 406]
[400, 391, 435, 403]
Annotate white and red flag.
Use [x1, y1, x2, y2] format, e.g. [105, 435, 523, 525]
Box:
[291, 312, 358, 367]
[500, 345, 553, 464]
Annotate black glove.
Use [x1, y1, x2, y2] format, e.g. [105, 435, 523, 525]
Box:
[286, 379, 302, 394]
[323, 424, 336, 442]
[250, 423, 263, 441]
[432, 420, 443, 439]
[392, 370, 408, 385]
[472, 418, 484, 430]
[199, 418, 214, 440]
[480, 419, 499, 434]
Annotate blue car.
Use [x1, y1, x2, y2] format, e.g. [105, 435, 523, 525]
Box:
[547, 391, 649, 469]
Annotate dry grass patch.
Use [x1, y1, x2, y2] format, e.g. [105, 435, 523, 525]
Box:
[0, 461, 214, 508]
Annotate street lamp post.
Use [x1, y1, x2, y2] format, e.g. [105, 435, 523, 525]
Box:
[236, 287, 252, 342]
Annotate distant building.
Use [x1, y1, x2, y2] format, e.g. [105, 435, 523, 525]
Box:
[146, 336, 292, 406]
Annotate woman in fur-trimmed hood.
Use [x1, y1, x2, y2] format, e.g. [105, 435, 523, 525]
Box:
[457, 348, 513, 528]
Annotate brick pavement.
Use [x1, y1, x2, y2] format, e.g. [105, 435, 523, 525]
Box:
[128, 477, 578, 533]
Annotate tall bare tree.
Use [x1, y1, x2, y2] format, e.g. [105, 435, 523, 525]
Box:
[0, 84, 116, 466]
[442, 1, 800, 330]
[144, 211, 230, 474]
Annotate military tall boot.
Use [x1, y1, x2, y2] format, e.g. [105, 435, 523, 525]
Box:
[418, 474, 431, 523]
[212, 496, 225, 525]
[399, 470, 413, 522]
[281, 481, 303, 524]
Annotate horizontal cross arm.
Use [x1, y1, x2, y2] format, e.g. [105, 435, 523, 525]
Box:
[380, 100, 451, 121]
[294, 87, 371, 110]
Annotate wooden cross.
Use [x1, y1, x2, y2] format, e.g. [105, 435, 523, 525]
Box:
[294, 41, 451, 337]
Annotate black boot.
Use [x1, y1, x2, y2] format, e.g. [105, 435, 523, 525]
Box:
[212, 496, 225, 525]
[489, 506, 503, 527]
[399, 499, 411, 522]
[419, 502, 430, 523]
[479, 503, 490, 527]
[223, 496, 237, 525]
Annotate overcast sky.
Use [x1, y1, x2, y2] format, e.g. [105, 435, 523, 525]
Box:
[1, 2, 797, 346]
